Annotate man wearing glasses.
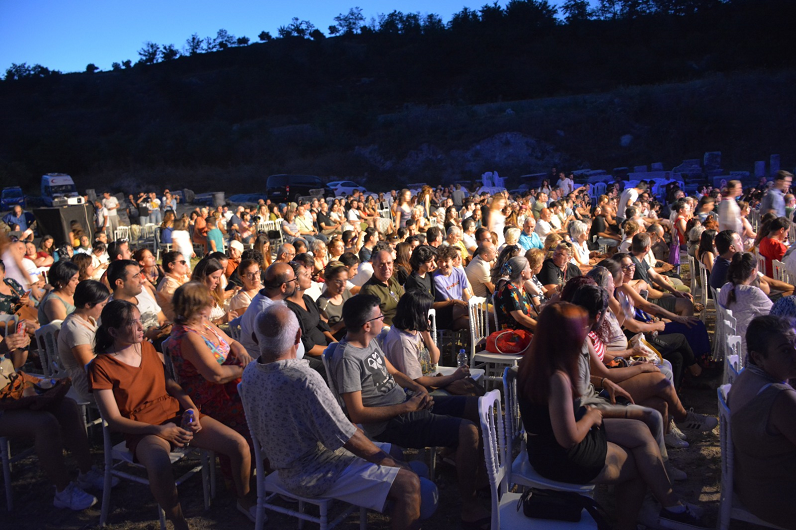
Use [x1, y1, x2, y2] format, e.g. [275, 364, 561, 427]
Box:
[239, 262, 305, 360]
[328, 294, 488, 528]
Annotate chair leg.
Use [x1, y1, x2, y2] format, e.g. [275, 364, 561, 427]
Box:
[158, 504, 166, 530]
[298, 500, 305, 529]
[201, 451, 211, 510]
[255, 498, 266, 530]
[319, 502, 328, 530]
[2, 439, 12, 511]
[359, 506, 367, 530]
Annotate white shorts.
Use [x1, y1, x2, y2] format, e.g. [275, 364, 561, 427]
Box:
[325, 455, 400, 512]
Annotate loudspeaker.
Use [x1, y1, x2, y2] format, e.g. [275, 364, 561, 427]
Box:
[33, 205, 95, 247]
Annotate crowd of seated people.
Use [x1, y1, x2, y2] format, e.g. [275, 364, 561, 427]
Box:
[4, 173, 796, 528]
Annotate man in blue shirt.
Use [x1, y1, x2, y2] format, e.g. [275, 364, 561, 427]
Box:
[518, 216, 543, 251]
[760, 170, 792, 218]
[3, 205, 35, 238]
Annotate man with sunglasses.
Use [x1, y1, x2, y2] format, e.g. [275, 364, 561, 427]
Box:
[328, 294, 489, 528]
[239, 262, 305, 360]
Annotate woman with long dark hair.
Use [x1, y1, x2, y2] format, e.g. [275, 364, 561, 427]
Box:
[517, 302, 706, 530]
[89, 300, 255, 528]
[717, 252, 772, 353]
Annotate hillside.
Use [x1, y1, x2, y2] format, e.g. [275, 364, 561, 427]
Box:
[1, 0, 794, 193]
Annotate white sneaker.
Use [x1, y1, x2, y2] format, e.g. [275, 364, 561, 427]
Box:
[676, 409, 718, 432]
[665, 432, 690, 449]
[77, 466, 119, 491]
[53, 482, 98, 511]
[665, 462, 688, 481]
[670, 420, 688, 440]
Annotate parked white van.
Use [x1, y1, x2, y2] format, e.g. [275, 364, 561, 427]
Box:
[41, 173, 83, 206]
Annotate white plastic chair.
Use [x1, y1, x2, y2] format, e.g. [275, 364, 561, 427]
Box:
[717, 385, 787, 530]
[98, 412, 214, 529]
[0, 436, 35, 511]
[238, 382, 366, 530]
[228, 316, 242, 342]
[114, 226, 130, 242]
[0, 314, 18, 338]
[502, 367, 595, 494]
[724, 335, 742, 385]
[479, 390, 597, 530]
[471, 296, 523, 389]
[756, 252, 767, 277]
[772, 259, 787, 283]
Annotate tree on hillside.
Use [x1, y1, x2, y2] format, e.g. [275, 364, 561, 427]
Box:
[236, 36, 250, 46]
[595, 0, 621, 19]
[86, 63, 99, 73]
[215, 29, 236, 50]
[448, 7, 480, 31]
[333, 7, 365, 35]
[111, 62, 122, 71]
[184, 33, 203, 55]
[161, 44, 180, 61]
[4, 63, 59, 81]
[277, 17, 316, 38]
[137, 42, 160, 64]
[377, 11, 421, 35]
[479, 2, 505, 29]
[562, 0, 592, 22]
[422, 14, 445, 34]
[504, 0, 558, 30]
[310, 29, 326, 40]
[122, 59, 132, 69]
[258, 31, 272, 41]
[202, 37, 216, 53]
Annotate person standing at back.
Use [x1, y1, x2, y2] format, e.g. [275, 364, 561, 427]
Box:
[616, 181, 648, 226]
[760, 170, 792, 218]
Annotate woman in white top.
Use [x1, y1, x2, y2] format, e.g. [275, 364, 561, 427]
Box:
[488, 195, 507, 247]
[718, 252, 773, 352]
[57, 280, 110, 403]
[569, 220, 592, 269]
[170, 217, 194, 265]
[229, 259, 261, 317]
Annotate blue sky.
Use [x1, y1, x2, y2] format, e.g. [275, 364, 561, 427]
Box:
[0, 1, 578, 74]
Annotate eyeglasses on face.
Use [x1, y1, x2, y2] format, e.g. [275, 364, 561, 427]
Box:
[365, 313, 385, 324]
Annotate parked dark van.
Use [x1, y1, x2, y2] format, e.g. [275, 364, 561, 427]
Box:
[266, 174, 333, 203]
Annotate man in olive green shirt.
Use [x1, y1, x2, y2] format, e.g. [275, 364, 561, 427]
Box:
[361, 250, 404, 326]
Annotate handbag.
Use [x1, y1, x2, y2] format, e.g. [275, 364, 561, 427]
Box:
[517, 488, 611, 530]
[486, 329, 532, 354]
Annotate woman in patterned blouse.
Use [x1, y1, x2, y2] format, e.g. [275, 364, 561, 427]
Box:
[495, 256, 537, 332]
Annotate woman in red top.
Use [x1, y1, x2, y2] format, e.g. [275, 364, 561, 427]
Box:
[89, 300, 255, 529]
[758, 216, 790, 277]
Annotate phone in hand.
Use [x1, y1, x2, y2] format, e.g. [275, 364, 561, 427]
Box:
[16, 321, 26, 335]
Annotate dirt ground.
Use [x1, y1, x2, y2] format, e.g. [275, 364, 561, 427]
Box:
[1, 379, 762, 530]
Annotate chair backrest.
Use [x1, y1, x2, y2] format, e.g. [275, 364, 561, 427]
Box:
[717, 384, 733, 528]
[687, 255, 698, 295]
[773, 259, 786, 283]
[756, 252, 767, 276]
[427, 308, 437, 347]
[723, 314, 737, 338]
[321, 343, 347, 412]
[502, 366, 522, 446]
[699, 262, 709, 306]
[160, 336, 180, 384]
[34, 320, 63, 378]
[228, 316, 242, 342]
[237, 382, 269, 513]
[468, 296, 489, 364]
[0, 314, 19, 338]
[490, 291, 499, 334]
[479, 389, 507, 530]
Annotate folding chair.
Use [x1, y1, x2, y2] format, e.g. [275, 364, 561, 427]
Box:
[98, 412, 215, 529]
[724, 335, 742, 385]
[756, 252, 767, 277]
[717, 385, 786, 530]
[479, 390, 597, 530]
[502, 367, 595, 494]
[0, 314, 18, 337]
[773, 259, 787, 283]
[238, 382, 366, 530]
[471, 296, 522, 389]
[34, 321, 99, 434]
[0, 436, 35, 511]
[228, 316, 242, 342]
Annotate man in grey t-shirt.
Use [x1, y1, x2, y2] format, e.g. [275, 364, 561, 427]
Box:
[328, 294, 490, 526]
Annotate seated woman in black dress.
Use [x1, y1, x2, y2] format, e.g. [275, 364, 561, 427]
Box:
[404, 245, 456, 330]
[517, 302, 706, 530]
[284, 260, 334, 379]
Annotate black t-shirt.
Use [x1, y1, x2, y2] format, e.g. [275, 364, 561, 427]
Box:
[710, 256, 730, 290]
[404, 272, 437, 299]
[590, 215, 607, 239]
[537, 259, 581, 287]
[359, 246, 372, 264]
[631, 254, 652, 283]
[317, 211, 335, 230]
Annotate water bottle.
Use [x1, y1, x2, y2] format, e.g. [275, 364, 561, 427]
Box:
[457, 348, 468, 368]
[181, 410, 195, 447]
[34, 378, 57, 395]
